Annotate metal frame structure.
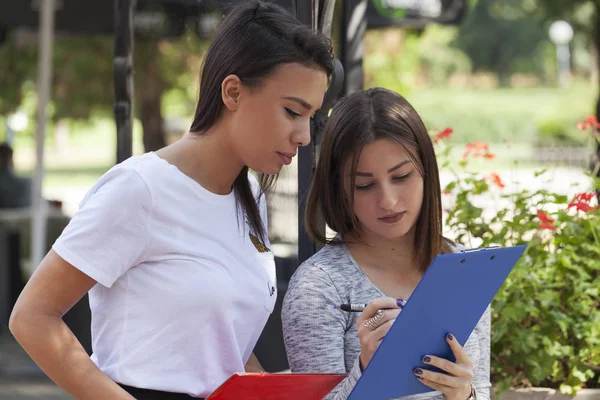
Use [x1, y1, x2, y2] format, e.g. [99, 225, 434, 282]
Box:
[114, 0, 136, 164]
[293, 0, 345, 265]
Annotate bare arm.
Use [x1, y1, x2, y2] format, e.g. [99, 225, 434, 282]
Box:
[244, 353, 264, 373]
[9, 250, 135, 400]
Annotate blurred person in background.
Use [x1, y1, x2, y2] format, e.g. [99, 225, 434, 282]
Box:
[0, 142, 31, 209]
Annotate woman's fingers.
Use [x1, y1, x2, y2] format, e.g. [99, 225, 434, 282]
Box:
[372, 317, 396, 341]
[446, 333, 472, 367]
[357, 308, 400, 336]
[413, 332, 474, 400]
[416, 376, 462, 398]
[421, 354, 472, 379]
[414, 368, 467, 388]
[356, 297, 404, 370]
[356, 297, 400, 326]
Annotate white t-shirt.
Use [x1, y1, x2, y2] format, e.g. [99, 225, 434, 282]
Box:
[53, 152, 277, 398]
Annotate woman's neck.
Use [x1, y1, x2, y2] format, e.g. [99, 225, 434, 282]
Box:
[156, 123, 243, 195]
[345, 229, 422, 299]
[345, 228, 419, 275]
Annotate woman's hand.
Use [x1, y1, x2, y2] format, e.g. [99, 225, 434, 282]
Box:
[356, 297, 403, 371]
[414, 333, 474, 400]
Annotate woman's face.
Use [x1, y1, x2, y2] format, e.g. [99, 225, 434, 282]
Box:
[229, 63, 328, 175]
[345, 138, 424, 241]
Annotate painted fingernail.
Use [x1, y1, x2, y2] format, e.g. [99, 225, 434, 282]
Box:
[417, 376, 424, 381]
[447, 333, 454, 341]
[414, 368, 423, 375]
[423, 355, 431, 363]
[396, 298, 404, 307]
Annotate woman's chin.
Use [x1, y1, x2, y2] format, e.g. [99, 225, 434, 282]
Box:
[251, 164, 283, 176]
[369, 225, 412, 241]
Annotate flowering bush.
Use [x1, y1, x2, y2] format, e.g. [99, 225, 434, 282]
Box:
[433, 117, 600, 396]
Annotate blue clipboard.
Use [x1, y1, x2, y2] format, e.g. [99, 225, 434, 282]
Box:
[347, 245, 527, 400]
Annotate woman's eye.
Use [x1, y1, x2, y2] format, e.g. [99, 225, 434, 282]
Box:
[393, 173, 411, 182]
[285, 108, 301, 118]
[355, 183, 373, 191]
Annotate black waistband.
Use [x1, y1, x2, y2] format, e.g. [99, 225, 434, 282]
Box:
[117, 383, 203, 400]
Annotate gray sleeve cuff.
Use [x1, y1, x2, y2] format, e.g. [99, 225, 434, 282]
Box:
[324, 357, 362, 400]
[473, 383, 491, 400]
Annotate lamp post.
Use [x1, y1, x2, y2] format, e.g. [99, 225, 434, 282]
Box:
[6, 112, 29, 145]
[548, 20, 574, 88]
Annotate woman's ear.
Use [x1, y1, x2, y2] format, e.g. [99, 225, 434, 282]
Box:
[221, 74, 242, 111]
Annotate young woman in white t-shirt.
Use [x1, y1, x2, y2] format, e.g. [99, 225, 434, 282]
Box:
[9, 1, 333, 399]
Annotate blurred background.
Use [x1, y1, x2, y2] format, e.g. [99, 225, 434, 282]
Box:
[0, 0, 597, 256]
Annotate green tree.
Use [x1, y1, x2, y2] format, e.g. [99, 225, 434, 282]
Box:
[536, 0, 600, 179]
[453, 0, 550, 85]
[0, 30, 207, 152]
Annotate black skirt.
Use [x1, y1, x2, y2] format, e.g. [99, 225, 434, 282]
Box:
[117, 383, 204, 400]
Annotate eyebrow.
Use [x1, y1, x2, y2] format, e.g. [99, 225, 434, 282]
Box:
[281, 96, 312, 110]
[355, 160, 412, 177]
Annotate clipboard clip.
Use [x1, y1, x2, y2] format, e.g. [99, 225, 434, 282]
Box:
[459, 246, 500, 253]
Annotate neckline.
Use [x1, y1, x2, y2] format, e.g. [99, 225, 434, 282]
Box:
[340, 243, 389, 298]
[148, 152, 236, 207]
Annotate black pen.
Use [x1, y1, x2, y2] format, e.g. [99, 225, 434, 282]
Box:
[334, 299, 406, 312]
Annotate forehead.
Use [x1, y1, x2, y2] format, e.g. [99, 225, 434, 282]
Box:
[355, 138, 412, 170]
[257, 63, 328, 105]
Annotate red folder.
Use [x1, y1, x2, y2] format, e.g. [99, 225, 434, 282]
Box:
[206, 373, 346, 400]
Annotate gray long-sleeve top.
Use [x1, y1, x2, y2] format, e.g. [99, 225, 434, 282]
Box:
[282, 243, 491, 400]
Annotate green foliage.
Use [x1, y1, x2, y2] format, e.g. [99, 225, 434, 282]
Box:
[0, 30, 207, 151]
[536, 118, 590, 145]
[407, 86, 596, 144]
[417, 26, 472, 86]
[434, 120, 600, 395]
[0, 34, 37, 115]
[454, 0, 550, 84]
[364, 29, 421, 94]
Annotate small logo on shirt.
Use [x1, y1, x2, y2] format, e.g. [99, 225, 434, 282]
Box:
[249, 232, 271, 253]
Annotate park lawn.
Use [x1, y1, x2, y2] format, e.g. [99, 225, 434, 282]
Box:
[407, 84, 596, 144]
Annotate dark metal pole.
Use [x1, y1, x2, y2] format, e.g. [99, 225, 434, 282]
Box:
[295, 0, 345, 265]
[295, 0, 317, 265]
[340, 0, 366, 96]
[114, 0, 135, 164]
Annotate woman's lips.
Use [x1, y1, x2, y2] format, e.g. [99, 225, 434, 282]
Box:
[378, 212, 405, 224]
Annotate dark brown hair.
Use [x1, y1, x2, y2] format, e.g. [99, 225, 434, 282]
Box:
[189, 0, 334, 243]
[305, 87, 452, 272]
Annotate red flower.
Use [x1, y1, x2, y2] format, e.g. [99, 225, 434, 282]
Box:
[576, 115, 600, 131]
[434, 127, 453, 144]
[572, 203, 595, 213]
[486, 172, 505, 188]
[538, 222, 556, 231]
[537, 210, 554, 223]
[462, 141, 496, 161]
[568, 192, 597, 213]
[576, 192, 594, 202]
[537, 210, 556, 230]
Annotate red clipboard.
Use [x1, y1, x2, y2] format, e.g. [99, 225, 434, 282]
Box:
[206, 373, 346, 400]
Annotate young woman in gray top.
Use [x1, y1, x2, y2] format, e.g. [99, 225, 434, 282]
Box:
[282, 88, 490, 400]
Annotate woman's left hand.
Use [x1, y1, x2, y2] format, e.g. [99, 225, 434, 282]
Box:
[414, 333, 474, 400]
